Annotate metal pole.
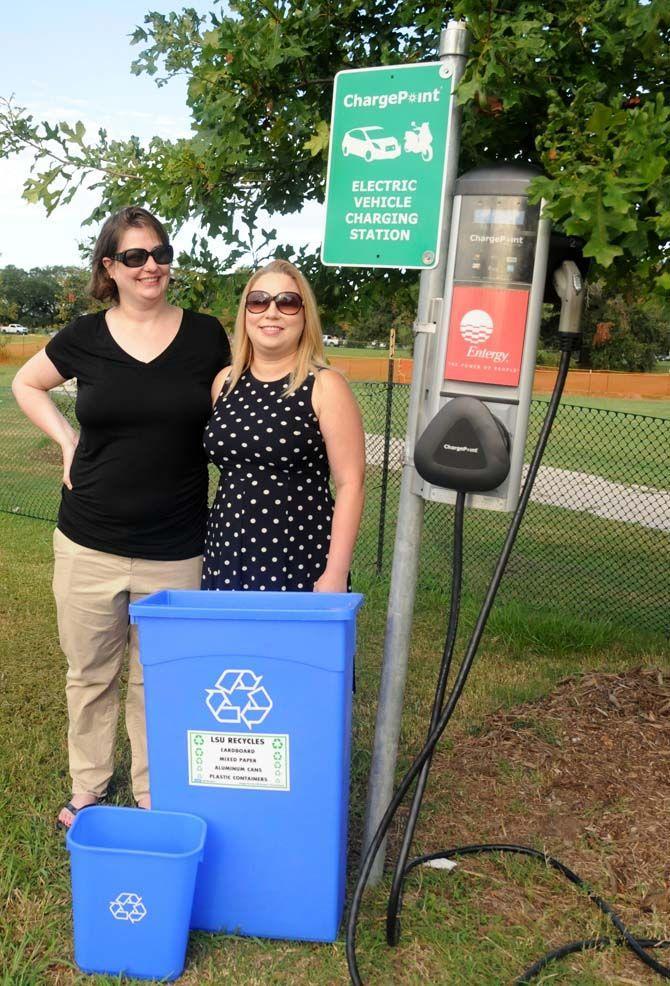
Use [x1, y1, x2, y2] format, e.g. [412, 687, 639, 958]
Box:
[375, 327, 396, 576]
[361, 19, 470, 884]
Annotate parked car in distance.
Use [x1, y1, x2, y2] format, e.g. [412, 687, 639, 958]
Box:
[341, 127, 401, 162]
[1, 323, 29, 334]
[656, 353, 670, 362]
[323, 334, 342, 347]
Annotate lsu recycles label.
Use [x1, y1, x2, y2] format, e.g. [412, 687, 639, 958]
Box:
[187, 730, 290, 791]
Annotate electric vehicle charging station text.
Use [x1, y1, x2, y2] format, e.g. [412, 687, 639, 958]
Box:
[322, 61, 454, 269]
[417, 165, 551, 513]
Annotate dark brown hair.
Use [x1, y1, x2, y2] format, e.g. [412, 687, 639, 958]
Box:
[88, 207, 170, 303]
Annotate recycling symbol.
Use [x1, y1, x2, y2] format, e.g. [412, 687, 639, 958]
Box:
[109, 892, 147, 923]
[205, 669, 273, 730]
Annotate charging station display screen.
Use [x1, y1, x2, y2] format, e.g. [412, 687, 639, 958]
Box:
[472, 206, 525, 226]
[454, 197, 540, 286]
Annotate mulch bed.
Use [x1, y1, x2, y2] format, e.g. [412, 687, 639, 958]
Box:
[409, 666, 670, 980]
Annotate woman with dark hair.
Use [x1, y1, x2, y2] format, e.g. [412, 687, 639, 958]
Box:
[12, 207, 231, 828]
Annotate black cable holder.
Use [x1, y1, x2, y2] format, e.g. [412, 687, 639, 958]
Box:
[346, 350, 670, 983]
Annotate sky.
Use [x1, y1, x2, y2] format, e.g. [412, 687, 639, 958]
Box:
[0, 1, 323, 271]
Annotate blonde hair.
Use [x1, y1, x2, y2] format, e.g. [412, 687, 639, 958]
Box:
[225, 260, 327, 397]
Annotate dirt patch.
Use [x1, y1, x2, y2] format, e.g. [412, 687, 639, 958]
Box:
[414, 667, 670, 979]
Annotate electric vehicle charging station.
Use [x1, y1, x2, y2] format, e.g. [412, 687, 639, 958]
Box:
[416, 164, 550, 513]
[360, 169, 590, 889]
[359, 159, 574, 883]
[360, 166, 560, 888]
[339, 59, 670, 982]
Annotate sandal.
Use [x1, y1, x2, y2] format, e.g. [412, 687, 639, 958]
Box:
[55, 797, 103, 833]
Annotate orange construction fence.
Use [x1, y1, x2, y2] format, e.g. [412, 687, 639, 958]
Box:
[0, 339, 44, 363]
[328, 356, 670, 400]
[3, 342, 669, 400]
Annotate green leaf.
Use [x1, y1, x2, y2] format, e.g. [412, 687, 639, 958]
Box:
[585, 104, 611, 137]
[303, 120, 329, 158]
[582, 235, 624, 267]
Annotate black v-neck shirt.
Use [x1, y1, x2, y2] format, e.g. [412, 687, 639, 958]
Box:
[45, 309, 231, 560]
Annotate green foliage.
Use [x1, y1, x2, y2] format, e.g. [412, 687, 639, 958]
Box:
[0, 0, 668, 318]
[540, 287, 670, 370]
[0, 265, 102, 328]
[580, 285, 670, 371]
[0, 292, 19, 325]
[168, 249, 250, 328]
[0, 265, 63, 327]
[341, 271, 418, 345]
[53, 267, 95, 325]
[534, 348, 561, 367]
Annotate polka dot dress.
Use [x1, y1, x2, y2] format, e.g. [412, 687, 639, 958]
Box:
[202, 369, 333, 591]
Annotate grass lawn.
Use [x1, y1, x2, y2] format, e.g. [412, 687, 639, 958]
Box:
[554, 395, 670, 418]
[1, 513, 669, 984]
[0, 364, 16, 386]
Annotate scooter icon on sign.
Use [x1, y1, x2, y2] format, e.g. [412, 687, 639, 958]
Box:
[404, 122, 433, 162]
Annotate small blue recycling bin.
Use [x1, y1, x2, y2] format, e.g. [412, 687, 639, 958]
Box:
[130, 590, 363, 941]
[66, 806, 206, 981]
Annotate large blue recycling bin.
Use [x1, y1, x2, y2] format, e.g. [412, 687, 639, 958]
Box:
[130, 589, 363, 941]
[66, 806, 206, 981]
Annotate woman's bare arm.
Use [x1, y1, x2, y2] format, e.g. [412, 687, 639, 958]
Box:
[12, 350, 79, 489]
[312, 369, 365, 592]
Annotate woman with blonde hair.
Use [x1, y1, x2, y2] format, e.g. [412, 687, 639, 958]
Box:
[202, 259, 365, 593]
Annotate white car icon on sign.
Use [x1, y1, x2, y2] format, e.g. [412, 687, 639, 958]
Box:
[341, 127, 401, 162]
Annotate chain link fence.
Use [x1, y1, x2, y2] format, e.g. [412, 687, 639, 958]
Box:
[355, 383, 669, 638]
[1, 381, 668, 637]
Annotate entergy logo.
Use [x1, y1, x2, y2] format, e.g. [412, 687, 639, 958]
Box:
[459, 309, 494, 345]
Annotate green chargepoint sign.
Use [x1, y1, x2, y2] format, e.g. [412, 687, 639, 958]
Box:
[322, 62, 453, 269]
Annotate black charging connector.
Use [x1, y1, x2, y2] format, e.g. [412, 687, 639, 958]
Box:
[414, 396, 511, 494]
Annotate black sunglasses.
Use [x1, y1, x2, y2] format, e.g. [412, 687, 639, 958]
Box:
[245, 290, 304, 316]
[112, 244, 174, 268]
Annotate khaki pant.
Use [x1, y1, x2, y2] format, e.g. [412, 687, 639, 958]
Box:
[52, 529, 202, 801]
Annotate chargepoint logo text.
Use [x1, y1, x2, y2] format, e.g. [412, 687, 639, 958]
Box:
[206, 669, 273, 730]
[443, 443, 479, 454]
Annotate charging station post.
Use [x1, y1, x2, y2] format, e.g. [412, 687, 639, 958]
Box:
[356, 22, 470, 885]
[319, 19, 469, 882]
